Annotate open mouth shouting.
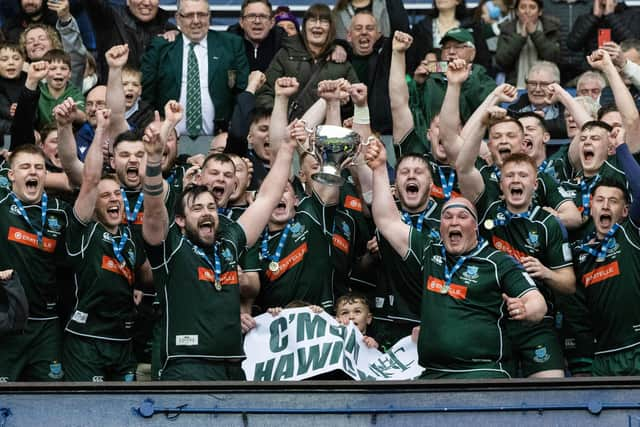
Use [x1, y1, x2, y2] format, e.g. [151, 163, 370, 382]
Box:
[126, 165, 139, 182]
[106, 203, 121, 221]
[447, 229, 463, 245]
[211, 185, 226, 202]
[523, 136, 534, 152]
[25, 177, 39, 192]
[198, 215, 216, 237]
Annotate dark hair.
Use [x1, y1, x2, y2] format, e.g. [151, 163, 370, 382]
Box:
[9, 144, 46, 168]
[251, 107, 272, 124]
[581, 120, 613, 134]
[515, 0, 543, 11]
[302, 4, 336, 57]
[488, 116, 525, 134]
[241, 0, 273, 16]
[591, 178, 630, 204]
[395, 152, 431, 170]
[122, 65, 141, 79]
[501, 152, 537, 172]
[176, 184, 218, 218]
[428, 0, 469, 20]
[42, 48, 71, 68]
[100, 173, 120, 185]
[335, 292, 371, 311]
[39, 122, 58, 142]
[0, 42, 25, 59]
[621, 39, 640, 53]
[113, 130, 143, 151]
[597, 104, 619, 121]
[516, 111, 547, 132]
[202, 152, 236, 171]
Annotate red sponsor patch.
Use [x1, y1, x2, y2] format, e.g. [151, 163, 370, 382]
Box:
[492, 236, 526, 263]
[266, 242, 308, 281]
[582, 261, 620, 287]
[332, 234, 350, 253]
[101, 255, 134, 285]
[121, 212, 144, 225]
[197, 267, 238, 286]
[8, 226, 56, 253]
[426, 275, 467, 300]
[430, 184, 462, 200]
[344, 195, 363, 212]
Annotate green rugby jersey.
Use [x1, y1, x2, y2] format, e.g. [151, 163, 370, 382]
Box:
[406, 233, 538, 375]
[573, 218, 640, 355]
[250, 192, 335, 313]
[65, 211, 145, 340]
[0, 192, 69, 319]
[145, 221, 247, 367]
[544, 145, 576, 183]
[476, 198, 572, 313]
[164, 164, 187, 222]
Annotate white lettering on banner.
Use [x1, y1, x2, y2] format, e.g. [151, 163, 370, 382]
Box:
[242, 307, 424, 381]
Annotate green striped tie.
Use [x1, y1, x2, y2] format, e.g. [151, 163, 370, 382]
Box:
[186, 43, 202, 138]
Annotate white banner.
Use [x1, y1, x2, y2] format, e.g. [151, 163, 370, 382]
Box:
[242, 307, 424, 381]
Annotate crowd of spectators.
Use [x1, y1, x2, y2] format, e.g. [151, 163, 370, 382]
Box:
[1, 0, 640, 382]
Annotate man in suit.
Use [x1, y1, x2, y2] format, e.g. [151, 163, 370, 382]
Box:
[141, 0, 249, 137]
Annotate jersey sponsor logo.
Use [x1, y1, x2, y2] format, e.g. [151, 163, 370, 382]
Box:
[558, 186, 573, 199]
[332, 234, 350, 254]
[344, 195, 363, 212]
[71, 310, 88, 324]
[176, 335, 199, 346]
[8, 226, 56, 253]
[0, 176, 9, 189]
[48, 362, 64, 380]
[121, 212, 144, 225]
[47, 216, 61, 232]
[290, 222, 307, 240]
[431, 254, 444, 265]
[533, 345, 551, 363]
[0, 377, 8, 382]
[124, 372, 135, 382]
[525, 231, 539, 250]
[9, 204, 20, 216]
[221, 247, 234, 262]
[266, 242, 308, 281]
[197, 267, 238, 286]
[426, 276, 467, 300]
[462, 265, 479, 281]
[492, 236, 526, 263]
[101, 255, 134, 285]
[582, 261, 620, 287]
[92, 376, 104, 382]
[430, 185, 461, 200]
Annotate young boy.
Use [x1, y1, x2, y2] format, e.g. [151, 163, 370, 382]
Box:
[0, 43, 25, 140]
[335, 293, 379, 349]
[121, 65, 153, 131]
[37, 49, 85, 128]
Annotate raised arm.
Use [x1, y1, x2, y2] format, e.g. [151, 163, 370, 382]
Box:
[348, 83, 373, 201]
[237, 125, 297, 247]
[10, 61, 48, 151]
[268, 77, 300, 155]
[317, 79, 349, 126]
[588, 49, 640, 153]
[73, 108, 111, 222]
[51, 0, 88, 88]
[226, 71, 266, 157]
[54, 98, 84, 187]
[614, 141, 640, 223]
[105, 44, 130, 138]
[439, 59, 471, 163]
[366, 138, 410, 256]
[389, 31, 414, 143]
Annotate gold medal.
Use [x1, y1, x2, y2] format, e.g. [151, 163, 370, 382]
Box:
[269, 261, 280, 273]
[440, 285, 449, 294]
[484, 219, 494, 230]
[214, 280, 222, 291]
[119, 260, 127, 270]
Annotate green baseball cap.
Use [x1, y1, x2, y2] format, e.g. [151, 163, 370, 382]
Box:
[441, 28, 475, 47]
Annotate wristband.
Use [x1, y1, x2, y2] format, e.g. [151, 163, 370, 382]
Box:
[353, 105, 370, 125]
[145, 162, 162, 177]
[143, 182, 164, 196]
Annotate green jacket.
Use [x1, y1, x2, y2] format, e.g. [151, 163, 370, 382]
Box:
[410, 64, 496, 130]
[141, 31, 249, 131]
[256, 35, 358, 118]
[37, 81, 84, 129]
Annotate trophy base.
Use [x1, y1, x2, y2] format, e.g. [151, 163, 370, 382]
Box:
[311, 172, 345, 186]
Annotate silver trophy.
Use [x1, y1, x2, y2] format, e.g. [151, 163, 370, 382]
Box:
[298, 124, 367, 186]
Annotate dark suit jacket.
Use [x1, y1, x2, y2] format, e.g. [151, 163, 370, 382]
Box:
[141, 31, 249, 132]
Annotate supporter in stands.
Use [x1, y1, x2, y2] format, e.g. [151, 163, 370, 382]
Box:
[142, 0, 249, 138]
[228, 0, 286, 72]
[47, 0, 89, 89]
[256, 3, 358, 119]
[599, 40, 640, 109]
[120, 65, 154, 132]
[2, 0, 58, 44]
[495, 0, 561, 88]
[0, 144, 70, 381]
[576, 71, 606, 102]
[141, 97, 296, 381]
[332, 0, 409, 40]
[412, 0, 492, 73]
[567, 0, 640, 77]
[274, 6, 299, 36]
[507, 61, 568, 138]
[366, 138, 547, 379]
[0, 43, 26, 142]
[81, 52, 97, 95]
[74, 85, 107, 161]
[335, 293, 379, 349]
[346, 11, 393, 135]
[80, 0, 176, 83]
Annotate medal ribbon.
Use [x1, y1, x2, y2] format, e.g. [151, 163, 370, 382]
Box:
[122, 190, 144, 223]
[112, 228, 129, 265]
[441, 238, 486, 287]
[579, 223, 619, 261]
[402, 211, 427, 232]
[494, 205, 537, 227]
[10, 192, 47, 246]
[580, 174, 600, 217]
[537, 159, 549, 174]
[218, 207, 231, 218]
[261, 220, 292, 264]
[493, 165, 501, 180]
[166, 172, 176, 185]
[437, 165, 456, 201]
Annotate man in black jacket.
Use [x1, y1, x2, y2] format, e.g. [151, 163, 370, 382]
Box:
[227, 0, 285, 72]
[0, 270, 28, 336]
[2, 0, 58, 43]
[347, 11, 393, 135]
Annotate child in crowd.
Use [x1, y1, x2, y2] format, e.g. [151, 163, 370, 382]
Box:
[0, 42, 25, 140]
[335, 293, 379, 349]
[121, 65, 153, 130]
[37, 49, 85, 128]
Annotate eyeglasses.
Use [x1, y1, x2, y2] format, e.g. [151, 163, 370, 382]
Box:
[442, 43, 472, 51]
[242, 13, 271, 22]
[178, 11, 210, 21]
[308, 17, 331, 26]
[525, 80, 554, 89]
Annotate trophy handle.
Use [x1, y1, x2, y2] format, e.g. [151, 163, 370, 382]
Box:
[348, 135, 375, 167]
[294, 119, 316, 155]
